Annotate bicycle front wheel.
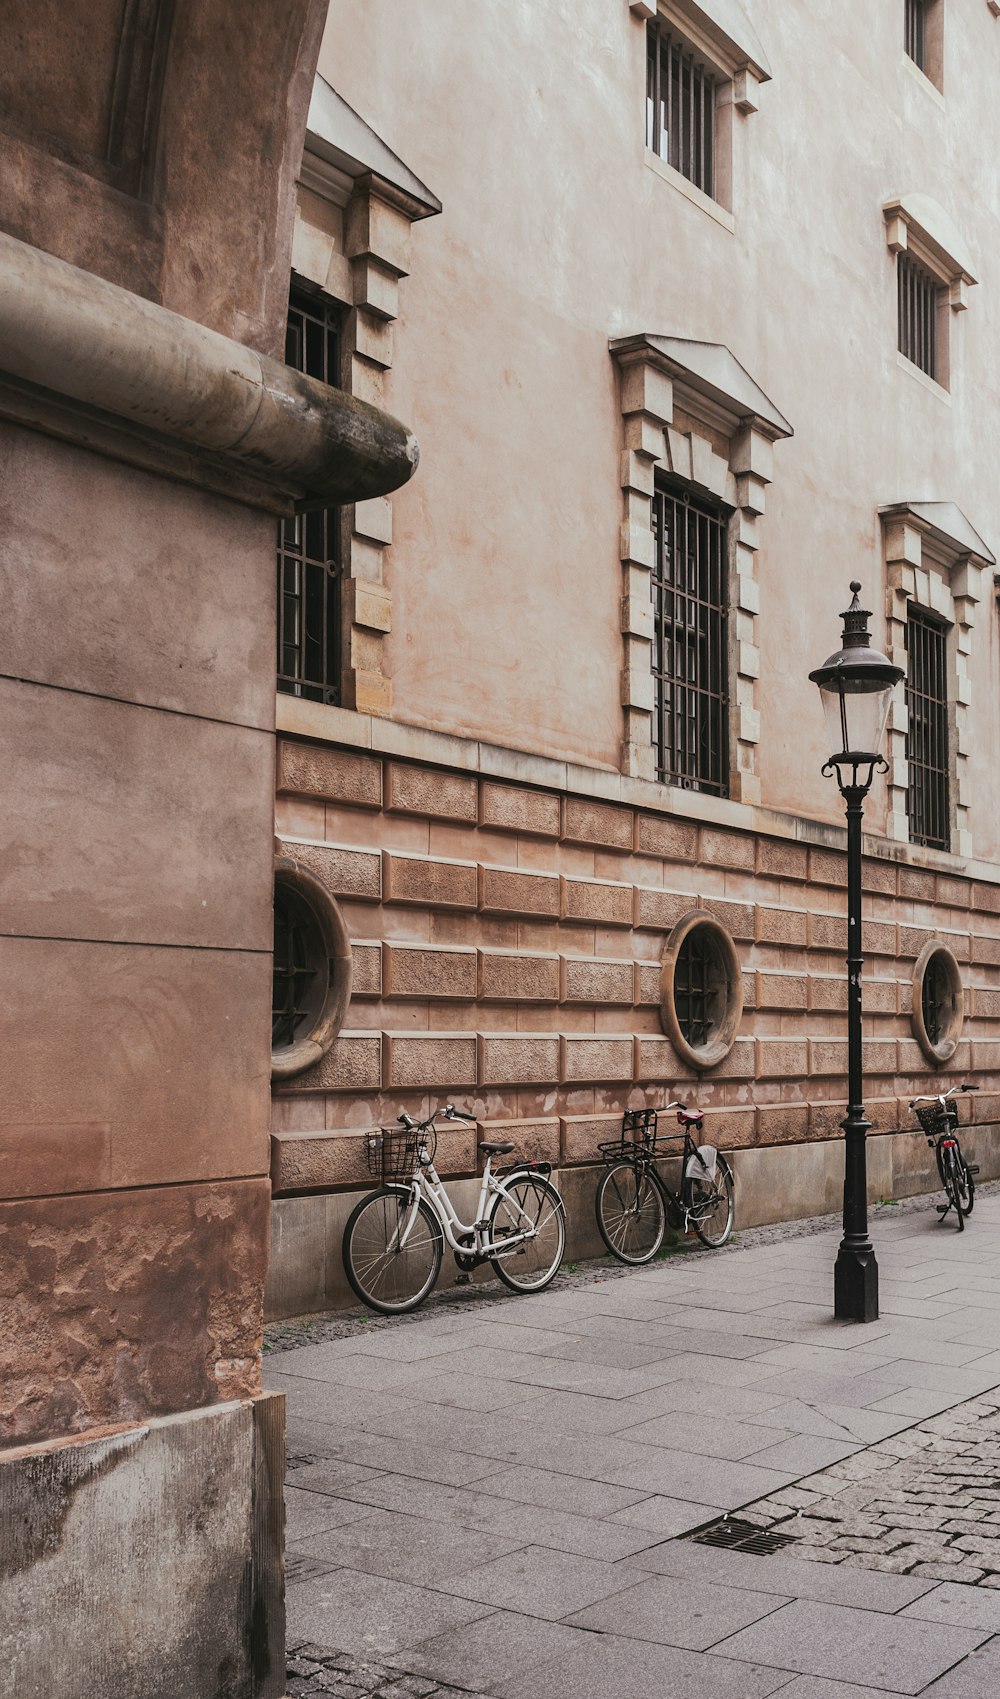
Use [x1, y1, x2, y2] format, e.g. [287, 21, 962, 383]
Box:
[343, 1185, 443, 1313]
[595, 1161, 666, 1264]
[487, 1175, 565, 1293]
[687, 1155, 735, 1249]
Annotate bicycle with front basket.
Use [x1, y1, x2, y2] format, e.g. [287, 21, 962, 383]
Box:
[594, 1102, 735, 1265]
[909, 1083, 980, 1231]
[342, 1103, 566, 1313]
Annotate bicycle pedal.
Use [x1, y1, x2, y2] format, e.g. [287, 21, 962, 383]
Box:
[454, 1272, 472, 1286]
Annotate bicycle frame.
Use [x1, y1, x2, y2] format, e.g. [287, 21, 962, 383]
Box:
[391, 1148, 546, 1261]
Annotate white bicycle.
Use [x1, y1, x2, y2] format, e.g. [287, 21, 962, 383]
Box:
[342, 1104, 566, 1314]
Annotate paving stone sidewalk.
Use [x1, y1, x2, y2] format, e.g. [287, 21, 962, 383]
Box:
[272, 1186, 1000, 1697]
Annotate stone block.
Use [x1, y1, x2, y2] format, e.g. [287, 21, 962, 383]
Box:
[477, 1117, 561, 1167]
[971, 934, 1000, 966]
[698, 828, 755, 870]
[383, 1032, 477, 1089]
[351, 940, 382, 998]
[756, 838, 809, 881]
[898, 925, 933, 960]
[633, 886, 694, 931]
[701, 897, 755, 941]
[284, 1031, 382, 1093]
[899, 866, 937, 901]
[810, 1040, 849, 1077]
[937, 874, 972, 908]
[862, 919, 898, 956]
[865, 979, 899, 1014]
[756, 1039, 809, 1079]
[561, 875, 633, 928]
[383, 851, 477, 910]
[634, 961, 662, 1005]
[809, 847, 846, 886]
[479, 863, 561, 918]
[562, 795, 633, 851]
[277, 740, 381, 808]
[810, 1101, 848, 1137]
[383, 943, 477, 1000]
[808, 976, 848, 1012]
[561, 956, 634, 1005]
[896, 1038, 928, 1073]
[384, 762, 478, 823]
[0, 1121, 112, 1201]
[702, 1106, 757, 1150]
[561, 1035, 635, 1083]
[271, 1127, 475, 1191]
[477, 949, 560, 1002]
[756, 972, 808, 1010]
[278, 838, 381, 902]
[634, 815, 699, 860]
[711, 1037, 755, 1079]
[863, 1040, 898, 1075]
[756, 906, 808, 947]
[561, 1114, 622, 1163]
[971, 1041, 1000, 1071]
[809, 912, 844, 951]
[973, 988, 1000, 1020]
[862, 858, 897, 895]
[757, 1103, 810, 1145]
[353, 496, 393, 544]
[478, 1034, 560, 1086]
[972, 882, 1000, 914]
[479, 780, 561, 837]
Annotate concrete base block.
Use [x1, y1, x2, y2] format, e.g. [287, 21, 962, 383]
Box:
[0, 1392, 285, 1699]
[266, 1125, 1000, 1320]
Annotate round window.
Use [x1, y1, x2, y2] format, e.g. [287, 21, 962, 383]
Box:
[271, 856, 353, 1080]
[661, 911, 744, 1071]
[912, 941, 964, 1066]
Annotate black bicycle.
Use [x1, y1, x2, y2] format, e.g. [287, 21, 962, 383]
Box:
[909, 1083, 980, 1231]
[594, 1102, 735, 1264]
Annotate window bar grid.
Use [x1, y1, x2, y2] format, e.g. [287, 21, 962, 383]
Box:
[675, 932, 711, 1048]
[898, 252, 937, 378]
[905, 0, 927, 69]
[646, 20, 716, 197]
[651, 484, 729, 796]
[276, 286, 342, 705]
[905, 607, 950, 851]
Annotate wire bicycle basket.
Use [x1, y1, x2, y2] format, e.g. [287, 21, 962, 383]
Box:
[598, 1107, 658, 1163]
[913, 1103, 948, 1138]
[366, 1124, 436, 1182]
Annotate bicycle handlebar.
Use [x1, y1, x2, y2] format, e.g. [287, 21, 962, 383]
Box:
[909, 1084, 977, 1108]
[443, 1103, 477, 1123]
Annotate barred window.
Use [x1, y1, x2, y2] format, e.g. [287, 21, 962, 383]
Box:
[905, 605, 950, 850]
[898, 252, 940, 379]
[651, 481, 729, 796]
[905, 0, 927, 68]
[646, 18, 717, 197]
[277, 285, 342, 704]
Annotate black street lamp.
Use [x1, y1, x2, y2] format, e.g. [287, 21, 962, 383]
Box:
[810, 583, 903, 1322]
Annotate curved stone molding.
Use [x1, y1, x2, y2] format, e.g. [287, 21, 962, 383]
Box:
[660, 909, 744, 1070]
[0, 231, 419, 515]
[271, 855, 353, 1081]
[912, 940, 964, 1066]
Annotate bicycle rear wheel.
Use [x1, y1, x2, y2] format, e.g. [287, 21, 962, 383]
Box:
[686, 1155, 735, 1249]
[941, 1148, 966, 1231]
[595, 1161, 666, 1264]
[343, 1185, 444, 1313]
[487, 1175, 565, 1293]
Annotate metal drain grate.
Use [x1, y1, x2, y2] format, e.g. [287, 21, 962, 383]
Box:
[686, 1517, 797, 1556]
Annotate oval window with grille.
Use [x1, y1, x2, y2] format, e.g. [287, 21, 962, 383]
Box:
[271, 856, 353, 1080]
[661, 911, 744, 1071]
[911, 941, 963, 1066]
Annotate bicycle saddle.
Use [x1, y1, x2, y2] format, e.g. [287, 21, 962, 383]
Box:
[677, 1109, 703, 1127]
[479, 1140, 515, 1156]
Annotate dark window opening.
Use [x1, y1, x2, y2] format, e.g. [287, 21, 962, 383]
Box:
[272, 884, 328, 1051]
[905, 0, 927, 69]
[906, 605, 950, 850]
[646, 19, 716, 196]
[898, 252, 940, 379]
[651, 481, 729, 796]
[674, 924, 726, 1050]
[277, 285, 342, 704]
[921, 951, 951, 1046]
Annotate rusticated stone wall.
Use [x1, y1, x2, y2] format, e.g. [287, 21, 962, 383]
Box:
[271, 737, 1000, 1192]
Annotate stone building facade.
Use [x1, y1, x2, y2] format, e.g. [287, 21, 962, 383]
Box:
[268, 0, 1000, 1316]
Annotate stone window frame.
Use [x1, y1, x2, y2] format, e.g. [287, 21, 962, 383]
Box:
[884, 195, 977, 394]
[881, 502, 995, 858]
[610, 333, 792, 803]
[661, 909, 743, 1071]
[911, 939, 964, 1066]
[271, 855, 353, 1081]
[630, 0, 771, 221]
[904, 0, 945, 92]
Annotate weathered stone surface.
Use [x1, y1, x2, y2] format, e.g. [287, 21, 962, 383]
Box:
[478, 1034, 560, 1085]
[476, 1117, 560, 1166]
[809, 847, 847, 886]
[350, 940, 382, 998]
[478, 781, 561, 837]
[562, 796, 633, 851]
[561, 875, 633, 927]
[634, 815, 698, 860]
[561, 1114, 622, 1163]
[561, 1035, 634, 1083]
[937, 874, 971, 909]
[699, 828, 755, 870]
[809, 913, 845, 951]
[383, 1033, 477, 1088]
[756, 972, 808, 1010]
[478, 864, 560, 917]
[634, 961, 662, 1005]
[278, 839, 381, 901]
[0, 1180, 269, 1447]
[862, 857, 897, 894]
[756, 1039, 810, 1079]
[383, 943, 477, 1000]
[701, 896, 755, 941]
[271, 1126, 475, 1191]
[758, 1103, 810, 1144]
[899, 866, 937, 901]
[633, 887, 693, 931]
[277, 741, 382, 808]
[561, 956, 634, 1005]
[864, 1039, 898, 1074]
[863, 919, 898, 956]
[382, 851, 477, 909]
[756, 838, 809, 881]
[284, 1032, 382, 1094]
[809, 1039, 849, 1078]
[635, 1034, 691, 1082]
[756, 905, 808, 947]
[702, 1105, 757, 1149]
[0, 1122, 112, 1201]
[477, 949, 560, 1003]
[384, 762, 478, 822]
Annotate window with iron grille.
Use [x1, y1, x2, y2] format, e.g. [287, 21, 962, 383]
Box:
[905, 0, 928, 68]
[646, 17, 717, 196]
[276, 284, 342, 704]
[905, 605, 950, 850]
[272, 883, 327, 1053]
[897, 252, 940, 379]
[651, 481, 729, 796]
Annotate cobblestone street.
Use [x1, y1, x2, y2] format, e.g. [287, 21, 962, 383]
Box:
[272, 1187, 1000, 1697]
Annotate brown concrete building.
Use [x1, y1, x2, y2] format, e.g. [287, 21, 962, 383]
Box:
[267, 0, 1000, 1316]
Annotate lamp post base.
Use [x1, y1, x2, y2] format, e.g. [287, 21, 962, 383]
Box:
[834, 1244, 879, 1321]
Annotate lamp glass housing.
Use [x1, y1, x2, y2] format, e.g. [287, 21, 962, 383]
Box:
[817, 673, 895, 764]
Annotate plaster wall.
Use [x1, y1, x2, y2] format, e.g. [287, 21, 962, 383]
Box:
[317, 0, 1000, 855]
